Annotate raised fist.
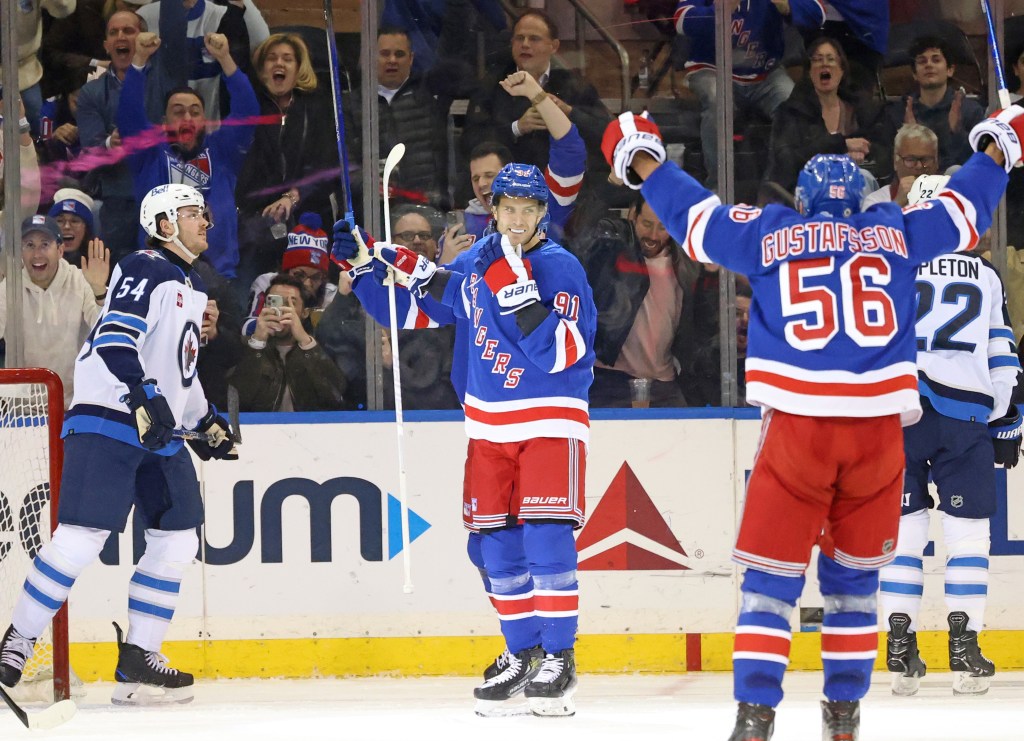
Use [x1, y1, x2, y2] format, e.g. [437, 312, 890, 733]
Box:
[601, 112, 666, 189]
[969, 104, 1024, 173]
[133, 32, 161, 66]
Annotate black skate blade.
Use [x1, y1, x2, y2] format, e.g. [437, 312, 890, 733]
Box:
[474, 697, 531, 717]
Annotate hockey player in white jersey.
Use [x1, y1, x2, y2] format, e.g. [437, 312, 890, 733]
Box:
[601, 105, 1024, 740]
[0, 184, 239, 705]
[879, 174, 1022, 698]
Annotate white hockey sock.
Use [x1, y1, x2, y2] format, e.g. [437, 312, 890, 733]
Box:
[12, 525, 109, 638]
[126, 529, 198, 652]
[879, 509, 930, 630]
[941, 513, 990, 632]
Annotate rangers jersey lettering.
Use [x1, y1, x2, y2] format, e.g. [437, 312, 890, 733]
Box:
[914, 253, 1020, 422]
[63, 249, 211, 455]
[642, 152, 1008, 423]
[353, 234, 596, 442]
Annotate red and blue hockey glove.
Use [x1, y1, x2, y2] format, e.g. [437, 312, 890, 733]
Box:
[969, 104, 1024, 173]
[331, 220, 375, 276]
[601, 111, 666, 189]
[122, 379, 175, 451]
[990, 407, 1022, 468]
[188, 404, 238, 461]
[474, 235, 540, 315]
[375, 243, 438, 297]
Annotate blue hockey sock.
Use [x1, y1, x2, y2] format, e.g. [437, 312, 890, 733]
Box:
[732, 569, 803, 708]
[467, 531, 490, 591]
[523, 522, 578, 653]
[819, 553, 878, 702]
[480, 526, 541, 653]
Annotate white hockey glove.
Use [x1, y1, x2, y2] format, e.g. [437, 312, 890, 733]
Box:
[475, 235, 540, 315]
[601, 111, 666, 189]
[968, 105, 1024, 173]
[374, 244, 438, 297]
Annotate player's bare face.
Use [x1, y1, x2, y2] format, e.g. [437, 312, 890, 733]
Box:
[470, 154, 504, 207]
[914, 50, 953, 91]
[55, 213, 87, 252]
[809, 43, 843, 95]
[632, 203, 671, 258]
[260, 43, 299, 100]
[378, 34, 412, 89]
[21, 233, 64, 290]
[492, 196, 545, 250]
[104, 12, 142, 74]
[174, 207, 210, 257]
[164, 93, 205, 150]
[512, 16, 558, 79]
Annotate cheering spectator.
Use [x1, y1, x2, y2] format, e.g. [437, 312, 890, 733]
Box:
[0, 95, 42, 219]
[231, 273, 348, 412]
[0, 216, 109, 408]
[580, 192, 698, 408]
[236, 32, 339, 290]
[765, 37, 890, 192]
[884, 35, 985, 172]
[118, 30, 258, 280]
[48, 188, 97, 267]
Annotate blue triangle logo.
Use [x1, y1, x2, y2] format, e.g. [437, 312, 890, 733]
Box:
[387, 494, 431, 559]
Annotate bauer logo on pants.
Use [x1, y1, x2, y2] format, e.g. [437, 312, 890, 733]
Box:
[575, 462, 690, 570]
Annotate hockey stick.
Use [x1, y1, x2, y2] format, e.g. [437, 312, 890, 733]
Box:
[323, 0, 355, 228]
[0, 683, 76, 730]
[379, 143, 414, 594]
[980, 0, 1011, 109]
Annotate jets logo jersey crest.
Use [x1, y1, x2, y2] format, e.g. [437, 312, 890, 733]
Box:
[914, 253, 1020, 422]
[63, 249, 211, 455]
[642, 152, 1008, 424]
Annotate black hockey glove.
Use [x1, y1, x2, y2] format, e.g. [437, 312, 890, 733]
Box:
[122, 379, 176, 451]
[187, 405, 239, 461]
[990, 408, 1022, 469]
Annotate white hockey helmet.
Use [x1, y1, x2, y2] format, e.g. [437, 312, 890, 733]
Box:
[906, 174, 950, 206]
[140, 183, 207, 241]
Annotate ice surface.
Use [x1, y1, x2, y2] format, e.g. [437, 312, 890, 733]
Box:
[2, 671, 1021, 740]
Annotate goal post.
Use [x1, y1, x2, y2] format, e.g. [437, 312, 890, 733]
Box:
[0, 368, 70, 702]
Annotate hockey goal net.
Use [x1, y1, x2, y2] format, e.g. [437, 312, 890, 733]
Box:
[0, 368, 70, 702]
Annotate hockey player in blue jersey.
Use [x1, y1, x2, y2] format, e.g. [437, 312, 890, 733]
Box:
[879, 174, 1022, 698]
[336, 163, 596, 717]
[0, 184, 239, 705]
[601, 106, 1024, 740]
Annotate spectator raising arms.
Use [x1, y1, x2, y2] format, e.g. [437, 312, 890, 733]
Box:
[118, 30, 258, 279]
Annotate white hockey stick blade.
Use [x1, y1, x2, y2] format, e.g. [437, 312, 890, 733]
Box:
[27, 699, 77, 730]
[380, 142, 407, 286]
[382, 143, 406, 190]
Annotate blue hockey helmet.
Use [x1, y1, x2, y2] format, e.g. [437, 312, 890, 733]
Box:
[490, 163, 550, 206]
[794, 154, 865, 218]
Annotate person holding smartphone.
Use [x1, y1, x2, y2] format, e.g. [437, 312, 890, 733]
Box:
[231, 272, 348, 411]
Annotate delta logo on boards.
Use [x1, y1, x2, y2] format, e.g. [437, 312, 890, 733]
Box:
[576, 462, 690, 570]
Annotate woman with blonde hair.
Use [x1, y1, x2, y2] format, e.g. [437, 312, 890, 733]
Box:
[235, 33, 340, 292]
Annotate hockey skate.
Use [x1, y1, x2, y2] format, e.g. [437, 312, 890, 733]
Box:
[110, 622, 194, 705]
[483, 647, 513, 681]
[0, 625, 36, 688]
[886, 612, 926, 696]
[473, 645, 542, 717]
[821, 699, 859, 741]
[727, 702, 775, 741]
[524, 648, 577, 717]
[948, 611, 995, 696]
